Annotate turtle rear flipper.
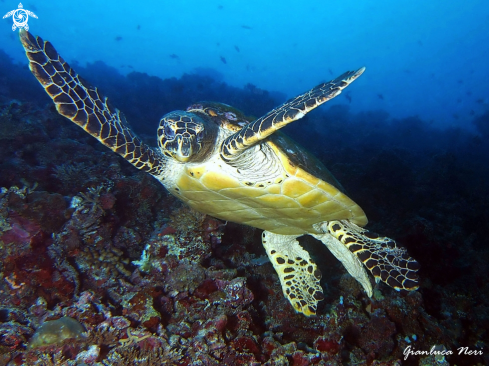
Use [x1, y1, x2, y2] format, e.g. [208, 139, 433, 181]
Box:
[220, 67, 365, 163]
[262, 231, 325, 316]
[19, 30, 165, 175]
[328, 220, 420, 291]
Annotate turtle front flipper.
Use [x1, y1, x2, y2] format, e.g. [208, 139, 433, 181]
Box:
[19, 30, 165, 175]
[327, 220, 420, 291]
[262, 231, 324, 316]
[220, 67, 365, 163]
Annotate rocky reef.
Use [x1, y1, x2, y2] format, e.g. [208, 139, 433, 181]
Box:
[0, 51, 488, 365]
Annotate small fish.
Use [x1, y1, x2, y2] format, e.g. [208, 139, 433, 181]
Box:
[345, 91, 352, 103]
[115, 36, 122, 41]
[328, 68, 333, 75]
[218, 4, 223, 9]
[452, 113, 459, 119]
[377, 93, 384, 100]
[241, 25, 252, 29]
[417, 40, 423, 46]
[234, 45, 240, 52]
[476, 98, 484, 104]
[169, 54, 179, 59]
[220, 56, 227, 64]
[466, 91, 472, 96]
[137, 25, 141, 30]
[457, 79, 463, 84]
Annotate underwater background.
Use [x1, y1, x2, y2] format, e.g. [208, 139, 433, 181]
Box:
[0, 0, 488, 365]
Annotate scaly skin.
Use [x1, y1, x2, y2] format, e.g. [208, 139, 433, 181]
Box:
[220, 68, 365, 162]
[19, 29, 166, 176]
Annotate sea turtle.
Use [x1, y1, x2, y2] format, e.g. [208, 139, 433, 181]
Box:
[19, 30, 419, 316]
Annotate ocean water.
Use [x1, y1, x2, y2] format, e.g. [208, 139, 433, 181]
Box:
[1, 0, 488, 128]
[1, 1, 489, 365]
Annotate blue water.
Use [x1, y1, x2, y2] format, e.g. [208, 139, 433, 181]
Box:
[0, 0, 489, 126]
[2, 0, 488, 129]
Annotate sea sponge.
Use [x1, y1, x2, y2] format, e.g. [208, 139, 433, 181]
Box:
[28, 316, 86, 349]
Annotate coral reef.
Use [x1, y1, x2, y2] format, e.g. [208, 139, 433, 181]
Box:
[0, 53, 487, 365]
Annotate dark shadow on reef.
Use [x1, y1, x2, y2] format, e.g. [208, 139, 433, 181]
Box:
[0, 49, 488, 365]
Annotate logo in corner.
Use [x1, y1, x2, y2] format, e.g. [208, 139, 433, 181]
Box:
[3, 3, 37, 31]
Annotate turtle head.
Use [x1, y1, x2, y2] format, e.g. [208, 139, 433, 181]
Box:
[158, 111, 217, 163]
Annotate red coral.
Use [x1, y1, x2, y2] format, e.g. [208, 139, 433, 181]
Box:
[314, 336, 340, 354]
[99, 192, 116, 210]
[215, 277, 254, 307]
[123, 292, 161, 332]
[222, 351, 259, 365]
[231, 336, 260, 355]
[292, 350, 312, 366]
[194, 279, 218, 300]
[160, 226, 176, 236]
[213, 314, 227, 333]
[356, 313, 396, 358]
[262, 337, 280, 356]
[0, 215, 40, 252]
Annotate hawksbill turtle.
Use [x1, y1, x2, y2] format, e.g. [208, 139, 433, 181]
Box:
[19, 30, 419, 316]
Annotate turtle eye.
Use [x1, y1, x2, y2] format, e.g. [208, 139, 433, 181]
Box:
[164, 124, 175, 139]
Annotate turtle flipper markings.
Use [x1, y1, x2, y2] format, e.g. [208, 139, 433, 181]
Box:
[328, 220, 420, 291]
[220, 67, 365, 162]
[19, 29, 164, 175]
[262, 231, 324, 316]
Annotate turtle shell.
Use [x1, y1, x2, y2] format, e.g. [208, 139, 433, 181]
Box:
[175, 103, 368, 235]
[186, 102, 253, 133]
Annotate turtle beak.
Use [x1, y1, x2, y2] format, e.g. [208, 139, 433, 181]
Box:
[161, 134, 201, 163]
[173, 136, 194, 162]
